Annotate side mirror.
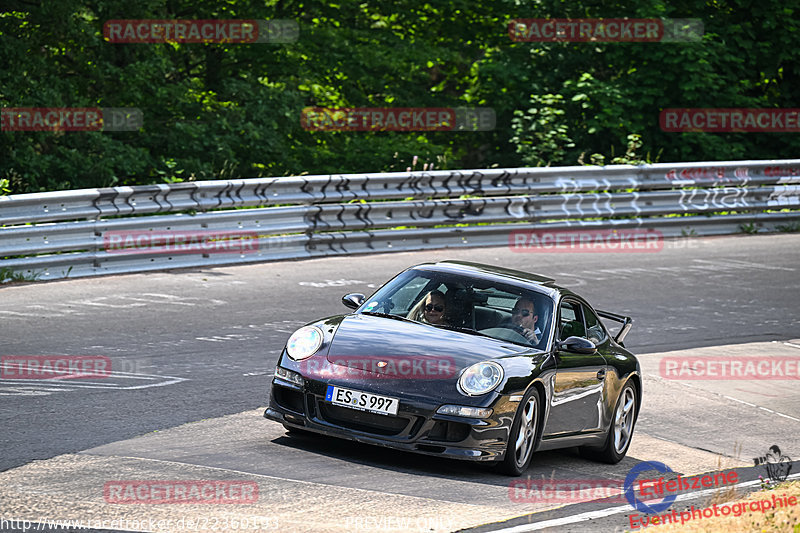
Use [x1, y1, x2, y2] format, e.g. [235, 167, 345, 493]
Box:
[341, 293, 365, 310]
[558, 336, 597, 355]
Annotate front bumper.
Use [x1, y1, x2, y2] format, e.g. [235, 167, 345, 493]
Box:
[265, 374, 520, 461]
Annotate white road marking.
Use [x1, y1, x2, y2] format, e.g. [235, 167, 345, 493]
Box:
[195, 333, 260, 342]
[0, 293, 227, 320]
[0, 387, 56, 396]
[556, 258, 796, 284]
[75, 297, 149, 308]
[0, 366, 187, 396]
[298, 279, 367, 288]
[139, 293, 228, 306]
[0, 310, 55, 318]
[646, 374, 800, 422]
[709, 258, 795, 272]
[25, 304, 85, 314]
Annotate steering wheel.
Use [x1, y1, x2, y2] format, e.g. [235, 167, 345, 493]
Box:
[513, 324, 541, 344]
[511, 324, 526, 335]
[479, 326, 531, 344]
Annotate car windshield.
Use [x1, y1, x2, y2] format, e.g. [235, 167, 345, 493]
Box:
[359, 269, 553, 349]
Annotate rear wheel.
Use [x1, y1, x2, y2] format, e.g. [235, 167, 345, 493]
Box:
[499, 388, 540, 476]
[581, 382, 637, 464]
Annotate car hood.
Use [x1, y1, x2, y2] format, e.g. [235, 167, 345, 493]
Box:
[302, 313, 538, 400]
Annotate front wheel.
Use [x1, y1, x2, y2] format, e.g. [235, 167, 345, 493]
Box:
[581, 382, 638, 464]
[498, 387, 540, 476]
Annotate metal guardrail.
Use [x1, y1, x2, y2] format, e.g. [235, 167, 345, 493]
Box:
[2, 160, 799, 281]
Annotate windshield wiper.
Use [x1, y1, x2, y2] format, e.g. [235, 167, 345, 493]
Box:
[433, 324, 497, 339]
[361, 311, 418, 323]
[361, 314, 496, 339]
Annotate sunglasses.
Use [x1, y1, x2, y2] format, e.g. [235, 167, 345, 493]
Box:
[512, 309, 532, 317]
[425, 304, 444, 312]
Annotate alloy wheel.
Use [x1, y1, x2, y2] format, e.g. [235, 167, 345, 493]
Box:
[514, 395, 537, 466]
[613, 387, 636, 454]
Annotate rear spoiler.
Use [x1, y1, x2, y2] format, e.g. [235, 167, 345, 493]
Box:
[597, 310, 632, 345]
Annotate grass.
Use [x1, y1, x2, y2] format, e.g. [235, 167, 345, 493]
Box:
[776, 222, 800, 232]
[740, 222, 759, 234]
[0, 267, 42, 284]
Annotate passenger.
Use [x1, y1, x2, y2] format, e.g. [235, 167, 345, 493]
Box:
[408, 290, 450, 326]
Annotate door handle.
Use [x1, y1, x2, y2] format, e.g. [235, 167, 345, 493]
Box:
[596, 369, 606, 381]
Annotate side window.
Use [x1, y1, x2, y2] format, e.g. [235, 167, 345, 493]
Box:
[558, 300, 586, 340]
[582, 305, 608, 345]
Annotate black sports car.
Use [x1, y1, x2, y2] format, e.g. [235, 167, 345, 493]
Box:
[264, 261, 640, 475]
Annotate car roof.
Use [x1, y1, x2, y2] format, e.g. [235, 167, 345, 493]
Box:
[411, 260, 563, 296]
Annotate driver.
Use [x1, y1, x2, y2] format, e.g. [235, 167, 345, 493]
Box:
[501, 297, 540, 344]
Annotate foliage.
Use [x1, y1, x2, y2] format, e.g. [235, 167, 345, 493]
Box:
[1, 0, 799, 193]
[740, 222, 759, 234]
[0, 266, 42, 283]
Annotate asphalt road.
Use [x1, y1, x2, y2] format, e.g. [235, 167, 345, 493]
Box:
[1, 233, 799, 532]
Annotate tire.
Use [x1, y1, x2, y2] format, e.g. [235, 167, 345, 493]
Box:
[581, 382, 637, 464]
[498, 387, 541, 476]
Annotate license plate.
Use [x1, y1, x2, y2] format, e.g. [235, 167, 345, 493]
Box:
[325, 385, 399, 416]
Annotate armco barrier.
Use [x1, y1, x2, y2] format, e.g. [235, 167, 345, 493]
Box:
[1, 160, 799, 281]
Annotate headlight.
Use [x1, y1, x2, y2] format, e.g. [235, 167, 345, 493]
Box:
[458, 361, 504, 396]
[286, 326, 324, 360]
